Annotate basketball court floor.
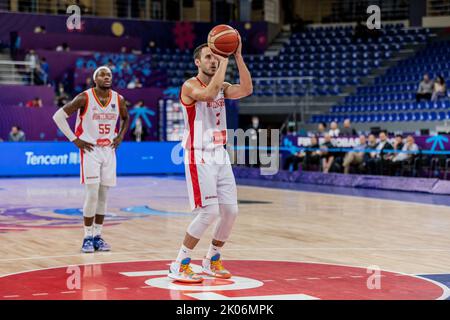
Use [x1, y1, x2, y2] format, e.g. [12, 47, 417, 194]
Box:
[0, 175, 449, 300]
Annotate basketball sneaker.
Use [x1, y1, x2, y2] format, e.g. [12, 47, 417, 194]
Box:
[202, 253, 232, 279]
[168, 258, 204, 283]
[81, 237, 94, 253]
[93, 236, 111, 252]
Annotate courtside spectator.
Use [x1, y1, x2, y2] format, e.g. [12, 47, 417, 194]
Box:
[416, 73, 433, 102]
[340, 118, 357, 136]
[432, 76, 447, 101]
[343, 135, 367, 174]
[8, 126, 26, 142]
[283, 136, 319, 171]
[367, 131, 393, 175]
[303, 136, 321, 171]
[390, 135, 419, 176]
[328, 121, 340, 137]
[320, 134, 336, 173]
[393, 134, 404, 157]
[316, 122, 327, 137]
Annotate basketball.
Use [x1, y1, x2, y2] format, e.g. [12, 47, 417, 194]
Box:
[207, 24, 239, 57]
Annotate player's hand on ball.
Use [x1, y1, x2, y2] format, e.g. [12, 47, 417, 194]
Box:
[73, 138, 94, 152]
[211, 52, 229, 63]
[111, 135, 123, 149]
[234, 30, 242, 57]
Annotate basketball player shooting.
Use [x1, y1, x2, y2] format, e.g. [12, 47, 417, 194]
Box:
[52, 66, 130, 253]
[168, 31, 253, 283]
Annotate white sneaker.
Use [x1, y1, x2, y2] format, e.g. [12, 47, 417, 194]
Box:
[202, 253, 232, 279]
[168, 258, 203, 283]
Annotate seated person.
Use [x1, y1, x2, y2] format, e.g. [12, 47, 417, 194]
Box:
[340, 118, 357, 137]
[431, 76, 447, 101]
[26, 97, 42, 108]
[328, 121, 340, 138]
[389, 135, 419, 176]
[320, 134, 336, 173]
[283, 136, 320, 171]
[393, 134, 404, 157]
[416, 73, 433, 102]
[343, 135, 367, 174]
[366, 131, 393, 175]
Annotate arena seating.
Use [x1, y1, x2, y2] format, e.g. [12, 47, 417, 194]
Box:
[311, 40, 450, 123]
[249, 24, 429, 97]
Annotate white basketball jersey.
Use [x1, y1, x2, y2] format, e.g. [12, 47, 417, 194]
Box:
[180, 77, 227, 150]
[75, 88, 120, 146]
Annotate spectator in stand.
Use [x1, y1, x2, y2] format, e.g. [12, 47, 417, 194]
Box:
[416, 73, 434, 102]
[8, 126, 26, 142]
[328, 121, 340, 137]
[25, 49, 38, 71]
[320, 134, 336, 173]
[82, 77, 93, 91]
[366, 131, 393, 175]
[389, 135, 419, 176]
[56, 42, 70, 52]
[432, 76, 447, 101]
[127, 77, 143, 89]
[40, 57, 49, 75]
[343, 135, 367, 174]
[107, 59, 116, 72]
[340, 118, 357, 136]
[26, 97, 43, 108]
[56, 83, 69, 108]
[316, 122, 327, 137]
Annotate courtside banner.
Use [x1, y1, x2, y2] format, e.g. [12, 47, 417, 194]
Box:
[0, 142, 184, 177]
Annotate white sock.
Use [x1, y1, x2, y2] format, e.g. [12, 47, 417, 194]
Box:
[84, 225, 93, 238]
[93, 223, 103, 237]
[206, 244, 221, 260]
[175, 245, 192, 263]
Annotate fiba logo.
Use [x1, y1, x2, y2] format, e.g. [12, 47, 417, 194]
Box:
[367, 5, 381, 30]
[66, 5, 81, 31]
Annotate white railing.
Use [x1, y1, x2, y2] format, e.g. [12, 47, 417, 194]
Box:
[0, 60, 35, 84]
[427, 0, 450, 16]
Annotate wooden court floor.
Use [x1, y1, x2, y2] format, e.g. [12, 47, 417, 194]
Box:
[0, 176, 449, 299]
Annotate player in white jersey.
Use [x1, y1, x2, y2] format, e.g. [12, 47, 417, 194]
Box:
[168, 36, 253, 283]
[52, 66, 130, 253]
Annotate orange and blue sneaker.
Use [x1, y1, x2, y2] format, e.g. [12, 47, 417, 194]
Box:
[168, 258, 204, 283]
[202, 253, 232, 279]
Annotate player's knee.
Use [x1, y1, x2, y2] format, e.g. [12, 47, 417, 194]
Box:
[196, 204, 220, 225]
[95, 185, 109, 216]
[83, 183, 100, 218]
[220, 204, 238, 220]
[187, 204, 220, 239]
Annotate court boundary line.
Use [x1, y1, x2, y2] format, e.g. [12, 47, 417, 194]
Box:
[2, 246, 450, 263]
[237, 183, 450, 210]
[0, 258, 447, 300]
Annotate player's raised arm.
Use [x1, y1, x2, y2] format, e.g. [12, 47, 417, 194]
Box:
[223, 33, 253, 100]
[52, 93, 94, 152]
[183, 52, 229, 104]
[111, 95, 130, 149]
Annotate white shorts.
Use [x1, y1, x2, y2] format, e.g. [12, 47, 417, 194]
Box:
[184, 147, 237, 211]
[80, 146, 116, 187]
